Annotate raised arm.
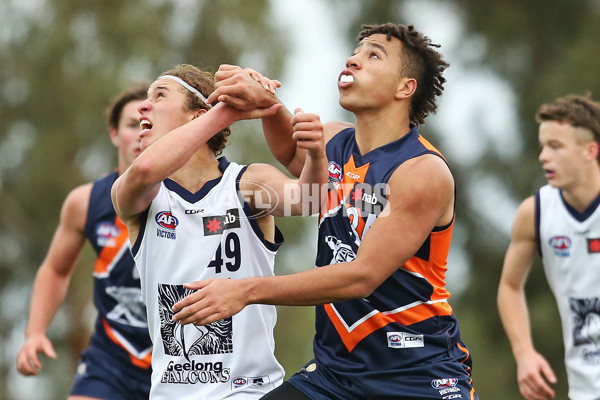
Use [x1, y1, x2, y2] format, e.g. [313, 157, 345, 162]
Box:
[207, 64, 352, 177]
[497, 196, 557, 400]
[240, 109, 328, 217]
[172, 154, 454, 321]
[16, 184, 90, 376]
[111, 102, 279, 239]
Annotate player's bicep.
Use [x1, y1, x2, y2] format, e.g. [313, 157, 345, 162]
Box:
[42, 185, 90, 276]
[500, 197, 537, 288]
[111, 172, 158, 223]
[353, 158, 453, 288]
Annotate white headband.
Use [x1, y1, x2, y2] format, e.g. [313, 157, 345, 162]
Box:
[157, 75, 212, 108]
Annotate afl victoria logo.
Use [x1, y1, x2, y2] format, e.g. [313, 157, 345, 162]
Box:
[96, 222, 119, 238]
[328, 161, 342, 182]
[388, 334, 402, 343]
[155, 211, 178, 230]
[431, 378, 458, 389]
[233, 378, 247, 387]
[549, 236, 571, 250]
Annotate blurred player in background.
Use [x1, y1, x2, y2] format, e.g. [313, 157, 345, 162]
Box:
[498, 94, 600, 400]
[16, 84, 153, 400]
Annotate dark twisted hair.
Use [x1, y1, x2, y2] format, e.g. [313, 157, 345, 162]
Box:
[358, 23, 449, 126]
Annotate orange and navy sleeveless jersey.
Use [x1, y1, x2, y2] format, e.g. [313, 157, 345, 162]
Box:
[314, 126, 463, 372]
[83, 171, 152, 375]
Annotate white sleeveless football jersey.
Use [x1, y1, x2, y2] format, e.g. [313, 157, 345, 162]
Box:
[133, 158, 284, 399]
[538, 184, 600, 400]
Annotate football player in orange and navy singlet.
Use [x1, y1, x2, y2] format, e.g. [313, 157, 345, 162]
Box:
[171, 23, 479, 400]
[17, 85, 152, 400]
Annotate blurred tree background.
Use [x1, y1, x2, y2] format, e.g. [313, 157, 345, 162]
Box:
[2, 0, 600, 399]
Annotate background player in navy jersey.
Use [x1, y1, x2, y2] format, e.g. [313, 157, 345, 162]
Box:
[16, 85, 153, 400]
[111, 64, 327, 399]
[171, 23, 479, 400]
[498, 94, 600, 400]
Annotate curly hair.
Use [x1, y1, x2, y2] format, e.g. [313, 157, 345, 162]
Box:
[357, 23, 449, 126]
[159, 64, 231, 156]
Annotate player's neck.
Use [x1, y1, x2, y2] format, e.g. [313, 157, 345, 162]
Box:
[353, 106, 412, 155]
[561, 170, 600, 212]
[170, 151, 221, 193]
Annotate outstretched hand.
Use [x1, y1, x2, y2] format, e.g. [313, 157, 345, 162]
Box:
[207, 64, 281, 111]
[171, 279, 249, 326]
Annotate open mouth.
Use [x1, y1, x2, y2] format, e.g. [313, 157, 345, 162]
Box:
[339, 74, 354, 83]
[140, 118, 153, 131]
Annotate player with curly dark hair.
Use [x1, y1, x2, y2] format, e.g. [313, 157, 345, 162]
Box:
[171, 23, 479, 399]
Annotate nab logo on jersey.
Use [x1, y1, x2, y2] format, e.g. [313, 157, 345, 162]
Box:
[203, 208, 241, 236]
[588, 238, 600, 253]
[328, 161, 342, 183]
[155, 211, 178, 230]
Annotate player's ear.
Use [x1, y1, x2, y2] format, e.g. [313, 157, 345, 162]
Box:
[395, 77, 417, 100]
[587, 140, 599, 162]
[109, 127, 119, 147]
[192, 109, 208, 120]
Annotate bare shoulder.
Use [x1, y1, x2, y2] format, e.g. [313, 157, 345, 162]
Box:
[239, 163, 287, 183]
[387, 155, 454, 226]
[511, 195, 536, 239]
[323, 121, 355, 144]
[61, 182, 93, 232]
[390, 154, 453, 193]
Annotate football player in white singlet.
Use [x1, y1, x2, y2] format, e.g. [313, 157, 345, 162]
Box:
[498, 94, 600, 400]
[111, 64, 327, 400]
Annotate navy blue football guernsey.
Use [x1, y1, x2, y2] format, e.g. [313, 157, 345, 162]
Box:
[83, 171, 152, 375]
[313, 126, 467, 372]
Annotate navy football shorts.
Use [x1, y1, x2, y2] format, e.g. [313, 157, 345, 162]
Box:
[283, 341, 479, 400]
[70, 348, 151, 400]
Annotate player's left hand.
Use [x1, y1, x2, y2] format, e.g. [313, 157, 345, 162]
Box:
[171, 279, 248, 326]
[291, 108, 325, 159]
[207, 64, 281, 110]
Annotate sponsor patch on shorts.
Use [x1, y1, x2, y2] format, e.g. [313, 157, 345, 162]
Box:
[387, 332, 424, 348]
